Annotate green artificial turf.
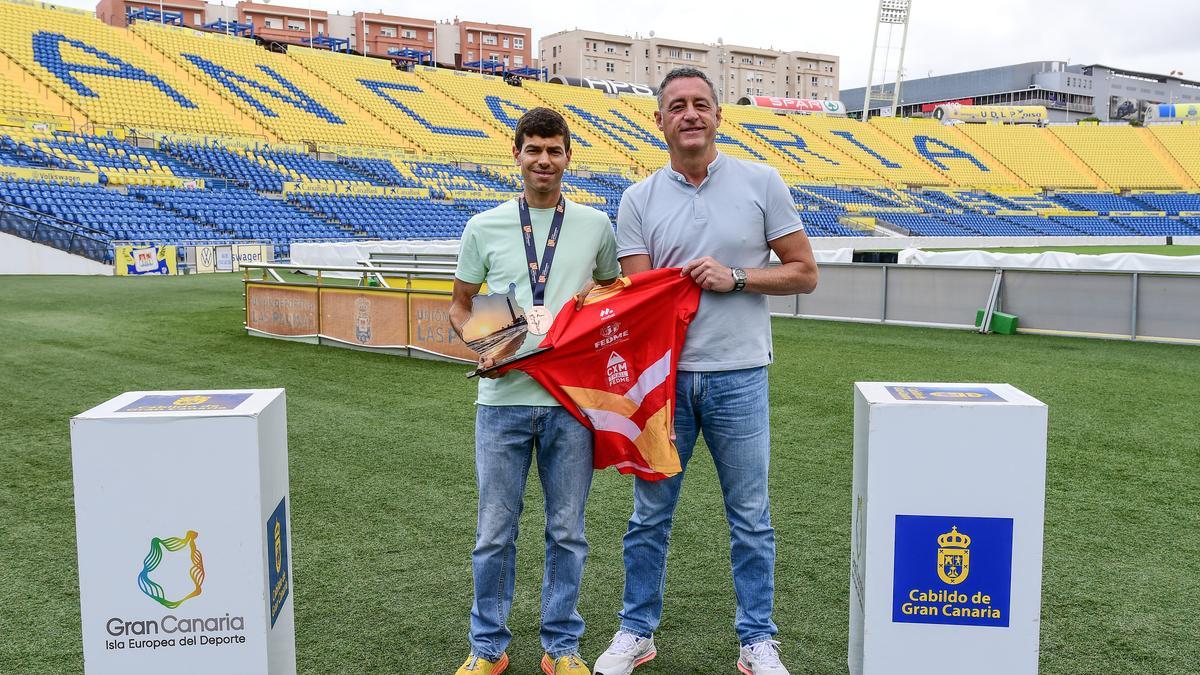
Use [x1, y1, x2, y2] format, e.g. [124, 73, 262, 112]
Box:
[1, 273, 1197, 674]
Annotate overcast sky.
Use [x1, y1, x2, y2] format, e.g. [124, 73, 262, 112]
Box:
[50, 0, 1200, 90]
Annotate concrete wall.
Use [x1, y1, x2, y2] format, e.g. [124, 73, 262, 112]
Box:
[0, 232, 112, 275]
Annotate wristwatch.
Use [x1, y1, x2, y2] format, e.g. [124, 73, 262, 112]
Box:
[730, 267, 747, 293]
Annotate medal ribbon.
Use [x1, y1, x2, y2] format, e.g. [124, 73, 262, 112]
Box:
[518, 195, 566, 307]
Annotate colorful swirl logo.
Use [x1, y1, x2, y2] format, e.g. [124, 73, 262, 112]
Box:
[137, 530, 205, 608]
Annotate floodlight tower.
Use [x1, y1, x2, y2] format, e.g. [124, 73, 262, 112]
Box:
[862, 0, 913, 118]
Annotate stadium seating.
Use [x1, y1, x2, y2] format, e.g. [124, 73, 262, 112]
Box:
[288, 47, 508, 161]
[3, 6, 1200, 262]
[0, 64, 55, 118]
[959, 123, 1105, 190]
[717, 103, 878, 184]
[0, 178, 212, 240]
[1150, 124, 1200, 187]
[617, 94, 789, 175]
[133, 21, 400, 146]
[1051, 192, 1148, 213]
[1129, 191, 1200, 214]
[0, 1, 247, 134]
[1050, 125, 1185, 190]
[416, 67, 631, 171]
[289, 192, 473, 239]
[524, 79, 669, 171]
[791, 114, 946, 186]
[134, 186, 346, 245]
[871, 117, 1025, 189]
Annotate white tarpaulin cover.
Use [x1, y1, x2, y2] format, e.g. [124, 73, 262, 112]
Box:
[812, 247, 855, 263]
[290, 240, 460, 274]
[293, 241, 856, 271]
[897, 248, 1200, 273]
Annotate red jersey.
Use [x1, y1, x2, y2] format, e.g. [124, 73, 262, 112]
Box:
[499, 268, 701, 480]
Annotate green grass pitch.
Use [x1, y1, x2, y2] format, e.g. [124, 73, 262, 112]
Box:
[1, 273, 1197, 674]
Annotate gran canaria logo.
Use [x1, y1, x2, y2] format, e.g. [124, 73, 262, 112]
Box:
[937, 526, 970, 585]
[138, 530, 205, 608]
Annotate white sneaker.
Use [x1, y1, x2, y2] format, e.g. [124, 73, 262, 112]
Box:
[593, 630, 656, 675]
[737, 640, 789, 675]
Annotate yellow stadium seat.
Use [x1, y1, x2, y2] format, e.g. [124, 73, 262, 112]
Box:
[789, 115, 944, 187]
[870, 117, 1025, 189]
[1147, 124, 1200, 189]
[287, 47, 502, 161]
[416, 67, 634, 172]
[959, 123, 1107, 190]
[525, 79, 669, 171]
[133, 22, 402, 147]
[1049, 124, 1184, 190]
[717, 104, 879, 184]
[614, 94, 797, 177]
[0, 1, 249, 135]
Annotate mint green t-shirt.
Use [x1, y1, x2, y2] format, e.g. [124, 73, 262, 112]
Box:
[456, 197, 621, 406]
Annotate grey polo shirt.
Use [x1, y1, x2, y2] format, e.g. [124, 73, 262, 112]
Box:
[616, 152, 804, 371]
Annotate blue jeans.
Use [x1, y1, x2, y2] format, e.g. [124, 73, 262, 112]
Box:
[618, 366, 777, 646]
[469, 405, 594, 660]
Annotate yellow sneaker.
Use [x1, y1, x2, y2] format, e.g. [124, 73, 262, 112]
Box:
[456, 652, 509, 674]
[541, 653, 590, 675]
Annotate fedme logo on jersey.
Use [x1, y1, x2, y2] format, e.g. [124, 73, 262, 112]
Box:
[606, 352, 630, 387]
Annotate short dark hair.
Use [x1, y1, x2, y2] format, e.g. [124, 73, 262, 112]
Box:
[514, 107, 571, 152]
[657, 67, 718, 109]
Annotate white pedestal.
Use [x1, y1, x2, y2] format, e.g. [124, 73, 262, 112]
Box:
[71, 390, 296, 675]
[849, 383, 1047, 675]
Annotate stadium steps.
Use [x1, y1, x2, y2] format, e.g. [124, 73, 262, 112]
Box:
[156, 144, 253, 190]
[333, 157, 404, 186]
[129, 191, 231, 236]
[0, 49, 86, 126]
[124, 28, 271, 139]
[1139, 128, 1199, 191]
[1040, 127, 1111, 190]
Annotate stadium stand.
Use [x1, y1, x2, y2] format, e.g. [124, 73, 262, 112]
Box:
[0, 178, 212, 240]
[288, 47, 511, 162]
[524, 79, 669, 171]
[871, 117, 1027, 189]
[791, 114, 947, 186]
[160, 140, 291, 191]
[959, 123, 1107, 190]
[0, 61, 56, 118]
[2, 4, 1200, 265]
[5, 129, 211, 184]
[289, 192, 474, 240]
[0, 1, 248, 134]
[1130, 191, 1200, 214]
[132, 22, 403, 146]
[415, 67, 633, 171]
[616, 93, 790, 175]
[716, 103, 879, 184]
[1050, 192, 1148, 213]
[1150, 124, 1200, 187]
[1050, 125, 1189, 190]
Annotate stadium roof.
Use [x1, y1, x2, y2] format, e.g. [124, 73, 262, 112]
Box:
[1077, 64, 1200, 88]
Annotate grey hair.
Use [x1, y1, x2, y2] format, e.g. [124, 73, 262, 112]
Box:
[656, 67, 718, 109]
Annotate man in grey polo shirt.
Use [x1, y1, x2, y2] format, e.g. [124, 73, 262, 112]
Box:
[592, 67, 818, 675]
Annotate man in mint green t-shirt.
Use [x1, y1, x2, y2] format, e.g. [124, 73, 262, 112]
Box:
[449, 107, 620, 675]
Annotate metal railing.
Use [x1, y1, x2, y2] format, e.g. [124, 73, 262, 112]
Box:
[773, 262, 1200, 345]
[0, 199, 110, 262]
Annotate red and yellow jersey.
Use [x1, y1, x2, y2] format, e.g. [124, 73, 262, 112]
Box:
[501, 268, 701, 480]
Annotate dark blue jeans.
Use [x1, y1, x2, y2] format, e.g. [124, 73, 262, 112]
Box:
[469, 405, 594, 660]
[617, 367, 777, 645]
